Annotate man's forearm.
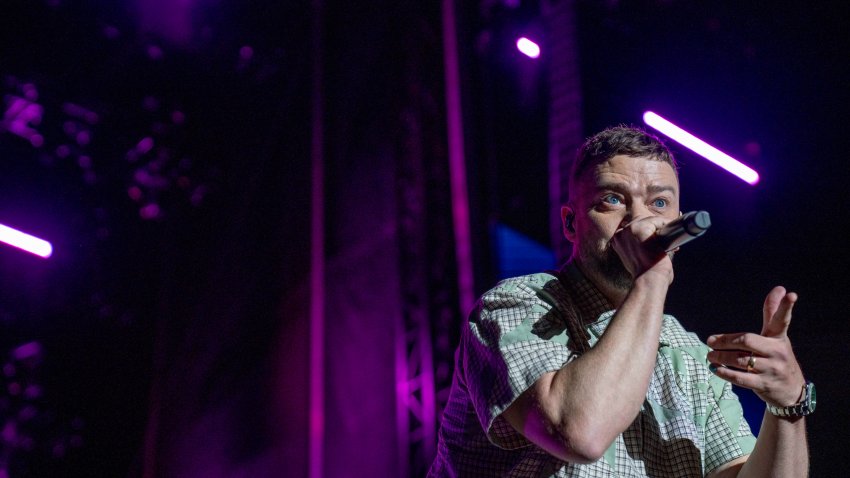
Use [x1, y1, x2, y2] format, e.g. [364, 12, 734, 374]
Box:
[736, 411, 808, 477]
[537, 273, 669, 457]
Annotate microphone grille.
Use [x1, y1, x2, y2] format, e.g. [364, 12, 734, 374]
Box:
[688, 211, 711, 234]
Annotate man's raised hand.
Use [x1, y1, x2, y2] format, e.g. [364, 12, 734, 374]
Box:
[706, 286, 806, 408]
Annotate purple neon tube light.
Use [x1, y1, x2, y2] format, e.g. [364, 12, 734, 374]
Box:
[643, 111, 760, 185]
[0, 223, 53, 258]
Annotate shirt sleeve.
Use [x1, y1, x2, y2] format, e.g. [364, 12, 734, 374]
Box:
[461, 274, 577, 449]
[703, 375, 758, 473]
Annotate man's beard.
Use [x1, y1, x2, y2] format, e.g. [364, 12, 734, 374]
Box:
[580, 244, 634, 291]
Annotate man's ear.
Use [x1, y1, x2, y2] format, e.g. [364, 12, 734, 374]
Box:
[561, 205, 576, 242]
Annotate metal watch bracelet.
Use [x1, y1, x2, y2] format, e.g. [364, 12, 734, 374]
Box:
[766, 381, 816, 417]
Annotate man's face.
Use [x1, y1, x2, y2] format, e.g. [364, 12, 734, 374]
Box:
[564, 154, 680, 292]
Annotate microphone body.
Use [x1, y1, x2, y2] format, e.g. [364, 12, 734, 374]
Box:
[654, 210, 711, 252]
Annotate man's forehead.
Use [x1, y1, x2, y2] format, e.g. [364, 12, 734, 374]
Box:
[596, 154, 676, 174]
[576, 155, 679, 194]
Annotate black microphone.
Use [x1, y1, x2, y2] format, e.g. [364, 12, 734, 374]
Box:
[654, 210, 711, 252]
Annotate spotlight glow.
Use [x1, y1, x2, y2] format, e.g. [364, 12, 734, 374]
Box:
[0, 223, 53, 258]
[516, 37, 540, 59]
[643, 111, 760, 185]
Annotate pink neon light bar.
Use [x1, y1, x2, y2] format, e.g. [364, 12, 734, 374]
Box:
[0, 223, 53, 258]
[516, 37, 540, 59]
[643, 111, 760, 185]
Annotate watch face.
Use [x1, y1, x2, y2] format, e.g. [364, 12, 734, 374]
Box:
[808, 382, 817, 412]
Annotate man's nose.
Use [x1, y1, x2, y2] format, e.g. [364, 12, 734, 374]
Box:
[620, 203, 652, 227]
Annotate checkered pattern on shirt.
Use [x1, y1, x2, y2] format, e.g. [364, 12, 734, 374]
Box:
[428, 265, 756, 477]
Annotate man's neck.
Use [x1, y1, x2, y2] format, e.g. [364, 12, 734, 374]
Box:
[571, 258, 627, 308]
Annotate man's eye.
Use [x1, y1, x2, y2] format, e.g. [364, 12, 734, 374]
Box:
[651, 198, 668, 208]
[602, 195, 622, 205]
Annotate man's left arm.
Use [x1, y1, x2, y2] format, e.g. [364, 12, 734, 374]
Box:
[706, 286, 810, 478]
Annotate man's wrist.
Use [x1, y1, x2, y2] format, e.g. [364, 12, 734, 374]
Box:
[634, 268, 673, 289]
[767, 381, 816, 417]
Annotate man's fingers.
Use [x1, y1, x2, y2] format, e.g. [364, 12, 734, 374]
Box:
[619, 215, 670, 242]
[707, 350, 760, 371]
[763, 289, 798, 338]
[706, 332, 764, 353]
[709, 363, 761, 391]
[761, 286, 785, 334]
[712, 289, 805, 406]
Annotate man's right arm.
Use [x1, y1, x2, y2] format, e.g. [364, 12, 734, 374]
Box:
[501, 268, 670, 463]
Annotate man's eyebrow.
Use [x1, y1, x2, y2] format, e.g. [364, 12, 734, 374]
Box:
[594, 181, 631, 193]
[647, 184, 678, 195]
[593, 182, 678, 195]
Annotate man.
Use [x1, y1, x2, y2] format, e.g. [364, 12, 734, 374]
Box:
[428, 126, 812, 477]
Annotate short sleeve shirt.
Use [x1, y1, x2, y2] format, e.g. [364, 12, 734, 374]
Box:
[428, 265, 756, 477]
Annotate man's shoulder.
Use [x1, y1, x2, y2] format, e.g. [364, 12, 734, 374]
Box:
[490, 271, 559, 290]
[479, 272, 563, 303]
[660, 314, 708, 349]
[473, 271, 567, 317]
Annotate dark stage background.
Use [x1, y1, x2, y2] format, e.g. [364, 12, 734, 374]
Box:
[0, 0, 847, 476]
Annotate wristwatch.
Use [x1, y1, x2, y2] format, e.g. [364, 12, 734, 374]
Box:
[766, 380, 816, 417]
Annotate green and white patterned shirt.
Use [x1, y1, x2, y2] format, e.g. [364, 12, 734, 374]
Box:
[429, 264, 756, 477]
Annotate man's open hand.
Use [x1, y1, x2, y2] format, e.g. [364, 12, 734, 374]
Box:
[706, 286, 806, 407]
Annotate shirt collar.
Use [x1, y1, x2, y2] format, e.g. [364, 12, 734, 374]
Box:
[557, 261, 672, 347]
[558, 261, 615, 325]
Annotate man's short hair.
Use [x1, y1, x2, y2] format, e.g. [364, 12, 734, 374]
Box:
[569, 125, 678, 198]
